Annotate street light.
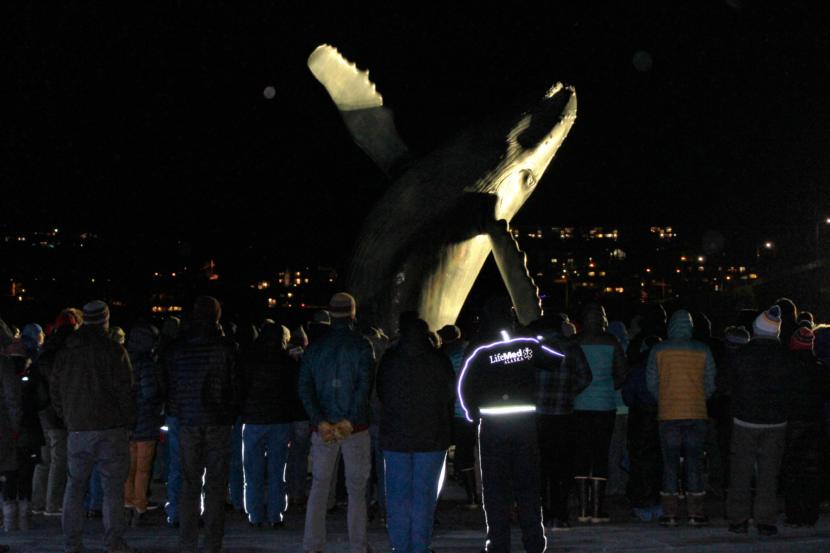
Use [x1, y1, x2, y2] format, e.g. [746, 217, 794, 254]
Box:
[764, 241, 774, 250]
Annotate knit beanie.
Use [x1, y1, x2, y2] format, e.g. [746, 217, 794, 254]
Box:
[82, 300, 110, 326]
[329, 292, 356, 319]
[752, 305, 781, 338]
[312, 310, 331, 325]
[789, 327, 815, 351]
[22, 323, 43, 343]
[437, 324, 461, 344]
[193, 296, 221, 323]
[724, 325, 750, 346]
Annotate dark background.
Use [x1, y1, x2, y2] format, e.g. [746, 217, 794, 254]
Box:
[5, 1, 830, 270]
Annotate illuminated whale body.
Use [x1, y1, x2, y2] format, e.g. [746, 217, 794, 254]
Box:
[308, 44, 577, 334]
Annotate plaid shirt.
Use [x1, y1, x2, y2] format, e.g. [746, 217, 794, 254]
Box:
[536, 336, 592, 415]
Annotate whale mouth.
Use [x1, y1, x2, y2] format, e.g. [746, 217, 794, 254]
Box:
[516, 84, 573, 150]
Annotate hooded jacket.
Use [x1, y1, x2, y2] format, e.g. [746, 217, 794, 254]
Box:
[51, 325, 136, 431]
[646, 310, 716, 421]
[377, 322, 454, 452]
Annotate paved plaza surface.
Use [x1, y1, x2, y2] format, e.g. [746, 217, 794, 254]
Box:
[3, 485, 830, 553]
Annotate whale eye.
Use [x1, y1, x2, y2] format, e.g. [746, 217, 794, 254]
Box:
[520, 169, 537, 190]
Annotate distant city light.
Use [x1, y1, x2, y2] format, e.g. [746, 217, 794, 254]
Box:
[697, 256, 705, 263]
[764, 241, 774, 249]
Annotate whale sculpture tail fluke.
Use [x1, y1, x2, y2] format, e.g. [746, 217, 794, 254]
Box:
[308, 44, 410, 177]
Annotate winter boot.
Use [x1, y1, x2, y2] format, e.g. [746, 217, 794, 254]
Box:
[17, 500, 30, 531]
[686, 492, 709, 526]
[590, 478, 610, 523]
[659, 492, 679, 527]
[2, 501, 18, 532]
[575, 477, 591, 522]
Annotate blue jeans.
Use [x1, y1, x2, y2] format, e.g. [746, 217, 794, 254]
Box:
[242, 423, 291, 524]
[384, 450, 447, 553]
[229, 418, 244, 511]
[164, 415, 181, 522]
[659, 419, 707, 494]
[83, 465, 103, 510]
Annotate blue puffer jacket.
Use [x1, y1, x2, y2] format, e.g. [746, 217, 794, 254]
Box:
[128, 326, 164, 441]
[163, 323, 240, 427]
[298, 319, 374, 428]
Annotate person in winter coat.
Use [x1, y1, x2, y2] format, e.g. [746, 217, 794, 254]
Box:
[164, 296, 239, 553]
[0, 347, 21, 552]
[727, 305, 795, 537]
[781, 327, 830, 527]
[459, 297, 565, 553]
[31, 311, 80, 517]
[527, 313, 592, 530]
[2, 323, 46, 532]
[621, 335, 663, 522]
[0, 351, 24, 534]
[124, 324, 164, 526]
[439, 324, 480, 510]
[646, 310, 716, 527]
[51, 300, 136, 553]
[298, 293, 374, 553]
[240, 323, 304, 527]
[377, 317, 454, 553]
[285, 326, 312, 509]
[573, 303, 627, 524]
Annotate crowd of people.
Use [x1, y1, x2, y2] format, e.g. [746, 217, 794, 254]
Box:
[0, 292, 829, 553]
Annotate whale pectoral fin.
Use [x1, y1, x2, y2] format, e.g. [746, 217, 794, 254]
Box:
[487, 219, 542, 326]
[308, 44, 410, 177]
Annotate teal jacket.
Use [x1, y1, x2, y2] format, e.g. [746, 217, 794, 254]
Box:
[298, 320, 374, 428]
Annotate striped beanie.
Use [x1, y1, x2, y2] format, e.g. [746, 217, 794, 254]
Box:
[82, 300, 110, 326]
[329, 292, 356, 319]
[789, 327, 814, 351]
[752, 305, 781, 338]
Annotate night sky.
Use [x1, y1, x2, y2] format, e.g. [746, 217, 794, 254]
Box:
[6, 2, 830, 268]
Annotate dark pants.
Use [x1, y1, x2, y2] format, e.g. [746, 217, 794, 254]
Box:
[537, 413, 575, 521]
[179, 425, 232, 553]
[658, 419, 707, 494]
[782, 420, 828, 525]
[573, 410, 616, 478]
[2, 448, 38, 501]
[727, 422, 786, 526]
[625, 406, 662, 508]
[479, 414, 545, 553]
[453, 417, 477, 474]
[63, 428, 130, 553]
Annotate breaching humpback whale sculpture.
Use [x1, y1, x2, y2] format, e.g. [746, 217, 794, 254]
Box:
[308, 45, 577, 334]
